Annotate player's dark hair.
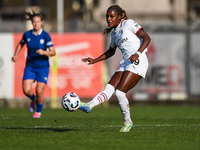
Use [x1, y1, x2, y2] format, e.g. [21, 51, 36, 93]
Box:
[21, 7, 43, 22]
[103, 5, 128, 35]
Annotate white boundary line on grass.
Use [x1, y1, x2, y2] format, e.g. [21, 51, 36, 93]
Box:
[102, 124, 200, 127]
[2, 124, 200, 129]
[1, 116, 200, 119]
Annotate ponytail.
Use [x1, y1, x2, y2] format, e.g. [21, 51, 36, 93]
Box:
[21, 7, 43, 22]
[121, 10, 128, 20]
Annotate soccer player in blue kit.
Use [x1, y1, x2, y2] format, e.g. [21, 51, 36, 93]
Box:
[11, 8, 56, 118]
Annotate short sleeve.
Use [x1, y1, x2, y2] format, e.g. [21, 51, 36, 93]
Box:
[20, 33, 26, 44]
[45, 33, 54, 48]
[127, 19, 143, 35]
[109, 31, 116, 48]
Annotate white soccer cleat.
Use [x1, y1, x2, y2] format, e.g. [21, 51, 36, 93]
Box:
[119, 123, 133, 132]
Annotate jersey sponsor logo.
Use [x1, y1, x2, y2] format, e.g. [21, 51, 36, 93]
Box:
[117, 37, 128, 45]
[40, 39, 44, 45]
[27, 38, 31, 42]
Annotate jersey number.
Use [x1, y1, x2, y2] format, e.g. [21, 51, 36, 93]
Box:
[133, 59, 140, 65]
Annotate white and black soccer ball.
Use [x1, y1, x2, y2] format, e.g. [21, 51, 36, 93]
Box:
[61, 92, 81, 112]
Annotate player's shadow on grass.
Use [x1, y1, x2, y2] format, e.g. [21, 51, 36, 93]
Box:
[0, 127, 78, 132]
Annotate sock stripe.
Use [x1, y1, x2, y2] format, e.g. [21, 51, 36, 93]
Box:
[88, 84, 115, 108]
[100, 92, 107, 102]
[97, 97, 102, 104]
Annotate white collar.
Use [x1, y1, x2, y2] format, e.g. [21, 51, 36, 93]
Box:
[32, 28, 43, 35]
[114, 19, 125, 30]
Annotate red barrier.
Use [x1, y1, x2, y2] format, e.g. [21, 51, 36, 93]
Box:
[14, 33, 104, 98]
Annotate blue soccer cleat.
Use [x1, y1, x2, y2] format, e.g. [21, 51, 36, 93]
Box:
[79, 102, 91, 113]
[119, 123, 134, 132]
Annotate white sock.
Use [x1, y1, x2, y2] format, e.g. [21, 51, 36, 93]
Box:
[88, 84, 115, 108]
[115, 89, 132, 124]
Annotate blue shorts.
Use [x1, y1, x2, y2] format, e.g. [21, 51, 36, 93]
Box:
[23, 67, 49, 84]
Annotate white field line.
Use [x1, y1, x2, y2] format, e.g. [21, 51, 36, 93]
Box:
[1, 116, 200, 119]
[102, 124, 200, 128]
[1, 124, 200, 129]
[139, 117, 200, 119]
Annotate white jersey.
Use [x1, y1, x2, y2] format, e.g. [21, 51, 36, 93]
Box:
[110, 19, 147, 62]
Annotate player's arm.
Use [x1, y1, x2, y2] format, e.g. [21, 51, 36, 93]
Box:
[129, 29, 151, 62]
[136, 29, 151, 53]
[11, 43, 25, 62]
[82, 46, 117, 65]
[36, 46, 56, 57]
[36, 33, 56, 57]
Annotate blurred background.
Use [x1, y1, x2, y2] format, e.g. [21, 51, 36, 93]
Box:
[0, 0, 200, 108]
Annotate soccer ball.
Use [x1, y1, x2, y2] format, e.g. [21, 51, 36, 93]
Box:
[61, 92, 81, 112]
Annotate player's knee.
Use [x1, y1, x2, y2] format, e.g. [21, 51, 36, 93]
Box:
[22, 87, 32, 95]
[36, 90, 43, 97]
[115, 89, 126, 101]
[104, 84, 115, 93]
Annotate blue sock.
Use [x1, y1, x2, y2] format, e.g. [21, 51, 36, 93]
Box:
[36, 103, 44, 113]
[28, 94, 36, 101]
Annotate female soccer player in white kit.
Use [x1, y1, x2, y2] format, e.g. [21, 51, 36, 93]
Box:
[80, 5, 151, 132]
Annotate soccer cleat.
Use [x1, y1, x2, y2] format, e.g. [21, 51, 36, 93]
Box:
[33, 112, 41, 118]
[119, 123, 133, 132]
[29, 101, 36, 113]
[79, 102, 91, 113]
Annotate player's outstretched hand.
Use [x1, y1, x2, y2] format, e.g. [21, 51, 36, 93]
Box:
[11, 56, 17, 62]
[82, 57, 95, 65]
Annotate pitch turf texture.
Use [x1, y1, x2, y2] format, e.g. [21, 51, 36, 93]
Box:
[0, 106, 199, 150]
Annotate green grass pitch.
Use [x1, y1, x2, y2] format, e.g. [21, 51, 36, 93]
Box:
[0, 105, 199, 150]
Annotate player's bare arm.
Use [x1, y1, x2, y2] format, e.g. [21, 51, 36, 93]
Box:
[129, 29, 151, 62]
[11, 43, 24, 62]
[136, 29, 151, 53]
[82, 46, 116, 65]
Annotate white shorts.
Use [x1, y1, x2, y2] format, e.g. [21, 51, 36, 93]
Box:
[116, 52, 149, 78]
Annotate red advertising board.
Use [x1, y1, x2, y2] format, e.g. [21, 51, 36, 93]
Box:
[14, 33, 104, 98]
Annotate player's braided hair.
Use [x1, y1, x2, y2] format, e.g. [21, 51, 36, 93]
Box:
[103, 5, 128, 35]
[21, 7, 43, 22]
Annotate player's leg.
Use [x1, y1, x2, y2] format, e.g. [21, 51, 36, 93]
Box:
[22, 69, 37, 113]
[33, 71, 49, 118]
[33, 81, 46, 118]
[88, 71, 123, 107]
[79, 71, 123, 113]
[116, 71, 141, 132]
[79, 83, 115, 113]
[117, 53, 148, 132]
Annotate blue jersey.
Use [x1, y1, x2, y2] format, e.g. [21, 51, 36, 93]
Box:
[20, 29, 53, 70]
